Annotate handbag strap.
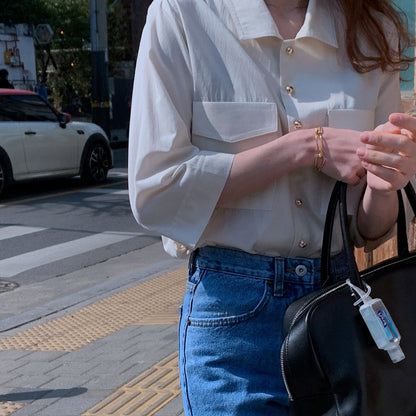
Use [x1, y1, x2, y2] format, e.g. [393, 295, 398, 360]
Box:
[397, 190, 408, 258]
[404, 181, 416, 215]
[321, 181, 416, 288]
[320, 181, 342, 287]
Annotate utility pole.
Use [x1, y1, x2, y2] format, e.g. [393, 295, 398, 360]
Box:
[90, 0, 111, 138]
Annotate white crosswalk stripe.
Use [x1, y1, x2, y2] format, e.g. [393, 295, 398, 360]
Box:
[0, 231, 139, 278]
[80, 188, 128, 195]
[0, 226, 46, 241]
[108, 171, 128, 178]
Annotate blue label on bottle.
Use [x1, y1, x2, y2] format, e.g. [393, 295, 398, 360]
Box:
[377, 309, 398, 341]
[377, 310, 388, 327]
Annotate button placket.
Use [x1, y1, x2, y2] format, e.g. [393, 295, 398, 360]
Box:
[281, 41, 298, 131]
[281, 42, 296, 98]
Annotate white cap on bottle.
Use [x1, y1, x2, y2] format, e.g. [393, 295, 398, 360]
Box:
[387, 345, 405, 363]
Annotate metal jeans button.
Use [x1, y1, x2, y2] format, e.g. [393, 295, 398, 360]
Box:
[295, 264, 307, 277]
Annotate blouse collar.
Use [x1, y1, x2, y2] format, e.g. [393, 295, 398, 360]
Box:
[228, 0, 339, 48]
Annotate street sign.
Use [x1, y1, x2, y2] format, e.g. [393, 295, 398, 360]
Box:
[34, 24, 54, 44]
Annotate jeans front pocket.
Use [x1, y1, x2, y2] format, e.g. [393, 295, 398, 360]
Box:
[188, 268, 271, 327]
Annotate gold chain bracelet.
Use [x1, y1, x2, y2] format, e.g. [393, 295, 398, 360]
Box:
[314, 126, 326, 172]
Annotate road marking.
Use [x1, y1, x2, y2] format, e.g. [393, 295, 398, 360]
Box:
[79, 188, 128, 195]
[0, 226, 46, 241]
[108, 171, 128, 178]
[0, 231, 138, 278]
[0, 180, 127, 208]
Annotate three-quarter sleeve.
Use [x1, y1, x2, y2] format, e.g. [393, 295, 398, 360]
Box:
[349, 69, 404, 251]
[374, 69, 403, 126]
[128, 0, 234, 247]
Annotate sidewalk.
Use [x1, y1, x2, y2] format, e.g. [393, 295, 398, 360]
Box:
[0, 242, 187, 416]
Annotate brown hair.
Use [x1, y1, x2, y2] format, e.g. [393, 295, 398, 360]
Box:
[338, 0, 414, 73]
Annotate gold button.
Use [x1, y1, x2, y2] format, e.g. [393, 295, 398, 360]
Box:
[293, 119, 303, 129]
[295, 199, 303, 207]
[285, 85, 294, 95]
[298, 240, 308, 248]
[285, 46, 294, 55]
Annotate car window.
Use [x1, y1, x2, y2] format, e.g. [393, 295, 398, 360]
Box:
[0, 95, 59, 122]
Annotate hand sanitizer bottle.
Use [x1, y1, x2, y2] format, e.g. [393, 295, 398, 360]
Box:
[346, 280, 405, 363]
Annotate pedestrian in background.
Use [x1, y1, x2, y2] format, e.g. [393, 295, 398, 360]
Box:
[128, 0, 416, 414]
[0, 69, 14, 89]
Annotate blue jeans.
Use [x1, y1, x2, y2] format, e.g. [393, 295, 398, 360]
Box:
[179, 246, 350, 416]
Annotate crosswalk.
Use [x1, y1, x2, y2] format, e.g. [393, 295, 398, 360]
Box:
[0, 226, 46, 241]
[108, 171, 128, 178]
[80, 188, 128, 195]
[0, 184, 153, 281]
[0, 231, 140, 278]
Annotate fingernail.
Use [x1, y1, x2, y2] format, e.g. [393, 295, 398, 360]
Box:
[389, 113, 403, 123]
[357, 147, 365, 157]
[360, 132, 370, 143]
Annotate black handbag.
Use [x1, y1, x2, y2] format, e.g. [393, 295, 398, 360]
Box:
[281, 181, 416, 416]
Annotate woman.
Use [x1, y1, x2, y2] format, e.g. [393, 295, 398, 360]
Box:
[128, 0, 416, 414]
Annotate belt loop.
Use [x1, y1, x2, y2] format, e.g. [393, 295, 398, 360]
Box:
[274, 257, 284, 297]
[188, 249, 198, 277]
[311, 257, 320, 290]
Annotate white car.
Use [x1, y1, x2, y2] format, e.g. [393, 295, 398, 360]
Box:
[0, 89, 113, 198]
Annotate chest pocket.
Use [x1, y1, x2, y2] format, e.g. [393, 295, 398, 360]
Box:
[192, 101, 279, 211]
[192, 101, 278, 154]
[328, 109, 375, 131]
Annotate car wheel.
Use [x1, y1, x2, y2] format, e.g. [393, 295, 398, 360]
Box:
[0, 158, 10, 199]
[81, 142, 110, 184]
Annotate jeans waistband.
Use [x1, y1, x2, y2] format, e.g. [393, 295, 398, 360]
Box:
[190, 246, 350, 289]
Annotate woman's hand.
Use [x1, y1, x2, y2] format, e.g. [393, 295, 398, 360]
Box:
[218, 126, 366, 205]
[356, 113, 416, 241]
[320, 127, 366, 185]
[357, 113, 416, 193]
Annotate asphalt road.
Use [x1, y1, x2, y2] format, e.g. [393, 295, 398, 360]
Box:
[0, 146, 186, 416]
[0, 147, 162, 319]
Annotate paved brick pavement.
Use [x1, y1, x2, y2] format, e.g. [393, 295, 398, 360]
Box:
[0, 242, 186, 416]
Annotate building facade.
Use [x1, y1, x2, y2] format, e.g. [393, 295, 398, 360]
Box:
[0, 24, 36, 90]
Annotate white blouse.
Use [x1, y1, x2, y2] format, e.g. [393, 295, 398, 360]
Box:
[128, 0, 403, 258]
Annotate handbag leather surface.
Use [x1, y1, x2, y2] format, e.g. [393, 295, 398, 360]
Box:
[281, 181, 416, 416]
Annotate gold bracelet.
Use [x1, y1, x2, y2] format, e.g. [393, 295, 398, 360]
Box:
[314, 126, 326, 172]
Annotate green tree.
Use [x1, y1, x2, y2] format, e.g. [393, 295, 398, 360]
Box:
[108, 0, 133, 70]
[38, 0, 91, 110]
[1, 0, 134, 114]
[0, 0, 50, 24]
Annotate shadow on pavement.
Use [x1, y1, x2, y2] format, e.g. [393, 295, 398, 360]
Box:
[0, 387, 88, 402]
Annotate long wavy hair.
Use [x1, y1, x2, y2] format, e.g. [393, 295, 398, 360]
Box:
[338, 0, 414, 73]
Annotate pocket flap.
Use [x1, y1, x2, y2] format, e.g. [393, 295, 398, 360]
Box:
[328, 109, 375, 131]
[192, 101, 278, 142]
